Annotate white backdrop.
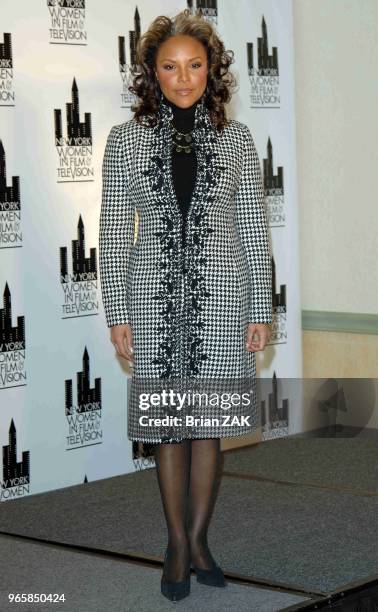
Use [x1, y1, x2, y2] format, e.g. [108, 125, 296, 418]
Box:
[0, 0, 301, 501]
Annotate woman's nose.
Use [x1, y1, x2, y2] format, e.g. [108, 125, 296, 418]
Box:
[177, 68, 190, 82]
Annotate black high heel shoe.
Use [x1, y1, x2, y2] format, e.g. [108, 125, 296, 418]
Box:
[192, 558, 226, 587]
[161, 548, 191, 601]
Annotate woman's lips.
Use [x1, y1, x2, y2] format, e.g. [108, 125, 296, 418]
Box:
[176, 89, 193, 95]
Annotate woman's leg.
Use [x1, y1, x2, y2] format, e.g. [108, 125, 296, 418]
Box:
[154, 440, 191, 582]
[187, 438, 222, 569]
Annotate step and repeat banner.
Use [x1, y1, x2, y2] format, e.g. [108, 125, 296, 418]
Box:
[0, 0, 301, 501]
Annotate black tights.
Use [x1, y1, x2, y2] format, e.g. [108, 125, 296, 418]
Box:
[153, 438, 222, 582]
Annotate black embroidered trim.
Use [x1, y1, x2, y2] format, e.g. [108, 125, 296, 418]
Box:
[142, 96, 224, 379]
[141, 145, 180, 379]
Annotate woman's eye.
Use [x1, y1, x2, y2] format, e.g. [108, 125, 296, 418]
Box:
[162, 63, 202, 70]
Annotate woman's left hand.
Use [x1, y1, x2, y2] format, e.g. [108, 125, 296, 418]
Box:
[245, 323, 271, 352]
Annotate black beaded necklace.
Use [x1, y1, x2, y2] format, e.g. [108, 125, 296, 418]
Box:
[165, 96, 198, 154]
[170, 124, 195, 153]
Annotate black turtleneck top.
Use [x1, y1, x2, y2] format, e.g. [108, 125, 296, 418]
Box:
[165, 96, 199, 247]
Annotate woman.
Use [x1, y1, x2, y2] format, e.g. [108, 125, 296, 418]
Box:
[99, 9, 272, 602]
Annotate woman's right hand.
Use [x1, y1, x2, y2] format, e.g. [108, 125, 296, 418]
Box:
[110, 324, 134, 364]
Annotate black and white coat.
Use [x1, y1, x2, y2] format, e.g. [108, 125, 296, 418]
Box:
[99, 96, 272, 443]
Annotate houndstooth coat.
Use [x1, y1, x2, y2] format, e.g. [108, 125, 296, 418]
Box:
[99, 96, 272, 444]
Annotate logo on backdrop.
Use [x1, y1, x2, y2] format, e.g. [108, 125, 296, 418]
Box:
[65, 347, 102, 450]
[60, 215, 98, 318]
[270, 255, 287, 344]
[132, 441, 156, 470]
[0, 283, 26, 389]
[1, 419, 30, 501]
[186, 0, 218, 23]
[0, 33, 14, 106]
[47, 0, 87, 45]
[263, 137, 285, 227]
[119, 7, 141, 107]
[0, 140, 22, 248]
[260, 372, 289, 440]
[247, 15, 280, 107]
[54, 78, 93, 182]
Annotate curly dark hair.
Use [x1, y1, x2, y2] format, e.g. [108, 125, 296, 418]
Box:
[128, 9, 237, 132]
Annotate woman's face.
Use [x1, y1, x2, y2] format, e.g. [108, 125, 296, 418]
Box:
[155, 35, 208, 108]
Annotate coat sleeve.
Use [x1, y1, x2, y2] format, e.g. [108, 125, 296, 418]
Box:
[234, 123, 272, 324]
[99, 124, 135, 327]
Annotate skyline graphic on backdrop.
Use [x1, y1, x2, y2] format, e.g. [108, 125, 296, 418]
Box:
[263, 138, 284, 194]
[0, 139, 22, 247]
[65, 347, 101, 415]
[0, 282, 25, 348]
[263, 138, 285, 227]
[119, 7, 141, 106]
[269, 254, 287, 346]
[54, 78, 92, 144]
[54, 78, 94, 181]
[247, 16, 280, 107]
[0, 282, 26, 388]
[118, 7, 141, 72]
[59, 216, 99, 318]
[247, 15, 279, 76]
[187, 0, 218, 22]
[60, 215, 97, 280]
[0, 140, 20, 206]
[261, 372, 289, 438]
[65, 348, 102, 450]
[59, 215, 99, 319]
[272, 255, 286, 311]
[2, 419, 30, 497]
[0, 32, 12, 66]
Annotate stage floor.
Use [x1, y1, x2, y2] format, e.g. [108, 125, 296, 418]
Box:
[1, 437, 377, 610]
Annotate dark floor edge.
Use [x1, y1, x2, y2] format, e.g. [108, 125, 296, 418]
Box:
[0, 530, 323, 599]
[222, 470, 378, 497]
[280, 575, 378, 611]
